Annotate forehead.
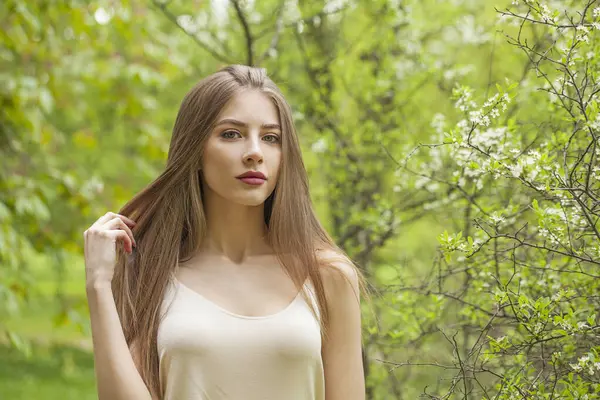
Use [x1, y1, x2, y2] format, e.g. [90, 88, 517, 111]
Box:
[217, 90, 280, 125]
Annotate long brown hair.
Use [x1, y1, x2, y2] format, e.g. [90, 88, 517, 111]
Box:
[112, 65, 370, 399]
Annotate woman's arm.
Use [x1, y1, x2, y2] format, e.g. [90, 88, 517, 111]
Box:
[87, 281, 153, 400]
[84, 212, 152, 400]
[319, 253, 366, 400]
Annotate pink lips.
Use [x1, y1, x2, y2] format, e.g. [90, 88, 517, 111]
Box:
[236, 170, 267, 185]
[238, 177, 266, 186]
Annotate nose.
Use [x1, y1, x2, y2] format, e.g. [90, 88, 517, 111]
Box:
[242, 135, 263, 164]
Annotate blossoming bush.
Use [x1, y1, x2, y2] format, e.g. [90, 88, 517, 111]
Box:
[376, 1, 600, 398]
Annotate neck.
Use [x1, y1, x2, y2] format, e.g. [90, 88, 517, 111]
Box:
[199, 191, 273, 264]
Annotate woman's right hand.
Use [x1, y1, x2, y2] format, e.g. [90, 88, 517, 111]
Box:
[84, 212, 137, 289]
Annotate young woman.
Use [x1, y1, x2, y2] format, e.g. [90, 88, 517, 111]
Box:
[84, 65, 368, 400]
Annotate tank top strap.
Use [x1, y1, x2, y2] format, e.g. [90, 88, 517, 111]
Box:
[301, 279, 322, 322]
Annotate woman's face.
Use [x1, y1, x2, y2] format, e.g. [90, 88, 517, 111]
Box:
[201, 89, 282, 207]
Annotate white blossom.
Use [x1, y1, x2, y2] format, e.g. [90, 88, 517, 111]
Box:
[509, 162, 523, 178]
[577, 322, 590, 330]
[539, 4, 553, 23]
[311, 137, 327, 153]
[576, 25, 590, 43]
[570, 363, 583, 372]
[431, 113, 446, 135]
[490, 212, 505, 224]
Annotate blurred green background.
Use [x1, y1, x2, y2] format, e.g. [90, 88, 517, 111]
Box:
[2, 0, 600, 398]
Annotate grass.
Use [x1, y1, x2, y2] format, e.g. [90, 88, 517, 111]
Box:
[0, 342, 97, 400]
[1, 252, 97, 399]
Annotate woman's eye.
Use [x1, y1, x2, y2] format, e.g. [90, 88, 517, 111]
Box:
[264, 134, 281, 143]
[220, 130, 240, 139]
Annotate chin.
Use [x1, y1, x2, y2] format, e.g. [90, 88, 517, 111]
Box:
[230, 193, 270, 207]
[242, 200, 267, 207]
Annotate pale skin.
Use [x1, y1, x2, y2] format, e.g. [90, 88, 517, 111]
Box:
[84, 89, 365, 399]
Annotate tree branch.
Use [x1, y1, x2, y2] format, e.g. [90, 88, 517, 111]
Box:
[257, 0, 285, 65]
[231, 0, 254, 66]
[150, 0, 233, 64]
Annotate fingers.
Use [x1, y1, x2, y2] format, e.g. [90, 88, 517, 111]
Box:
[105, 230, 134, 254]
[104, 217, 137, 249]
[94, 212, 137, 229]
[84, 212, 138, 254]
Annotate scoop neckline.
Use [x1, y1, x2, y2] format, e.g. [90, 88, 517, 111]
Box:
[172, 277, 305, 320]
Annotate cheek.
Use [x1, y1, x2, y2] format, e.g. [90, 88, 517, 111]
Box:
[201, 158, 230, 196]
[202, 143, 230, 170]
[200, 147, 229, 188]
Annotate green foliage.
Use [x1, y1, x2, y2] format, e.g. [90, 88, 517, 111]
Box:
[2, 0, 600, 398]
[0, 343, 96, 399]
[386, 1, 600, 397]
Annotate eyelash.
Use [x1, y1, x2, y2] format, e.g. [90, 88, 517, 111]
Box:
[220, 130, 281, 143]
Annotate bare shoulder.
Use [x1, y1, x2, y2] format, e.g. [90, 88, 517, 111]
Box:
[315, 248, 360, 303]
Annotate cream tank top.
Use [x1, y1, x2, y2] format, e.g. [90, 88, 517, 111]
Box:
[156, 275, 325, 400]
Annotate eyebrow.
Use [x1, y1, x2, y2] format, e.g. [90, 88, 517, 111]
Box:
[214, 118, 281, 131]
